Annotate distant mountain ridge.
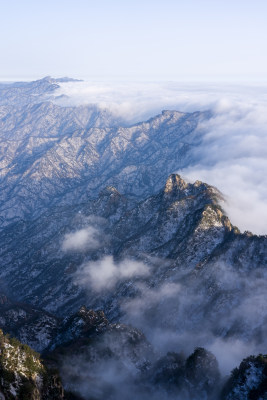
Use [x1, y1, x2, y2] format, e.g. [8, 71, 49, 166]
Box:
[0, 76, 81, 106]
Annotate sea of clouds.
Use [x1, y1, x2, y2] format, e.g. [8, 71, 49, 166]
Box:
[55, 80, 267, 235]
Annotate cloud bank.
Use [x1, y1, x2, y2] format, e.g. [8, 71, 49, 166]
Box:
[55, 81, 267, 234]
[181, 98, 267, 234]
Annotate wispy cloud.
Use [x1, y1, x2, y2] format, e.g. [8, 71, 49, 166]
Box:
[74, 256, 150, 292]
[62, 226, 101, 252]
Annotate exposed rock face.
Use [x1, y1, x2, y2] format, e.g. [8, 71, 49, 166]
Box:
[0, 329, 64, 399]
[164, 173, 189, 194]
[147, 347, 220, 399]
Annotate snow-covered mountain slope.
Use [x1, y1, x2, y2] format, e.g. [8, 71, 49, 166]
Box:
[0, 174, 234, 312]
[0, 78, 210, 228]
[0, 293, 59, 352]
[0, 76, 80, 106]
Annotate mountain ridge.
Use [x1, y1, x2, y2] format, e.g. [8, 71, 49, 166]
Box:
[0, 78, 210, 228]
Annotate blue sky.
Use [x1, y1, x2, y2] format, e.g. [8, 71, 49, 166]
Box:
[1, 0, 267, 81]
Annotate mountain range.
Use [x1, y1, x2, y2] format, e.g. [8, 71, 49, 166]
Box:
[0, 77, 266, 399]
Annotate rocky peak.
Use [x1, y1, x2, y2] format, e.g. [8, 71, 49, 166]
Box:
[164, 174, 188, 194]
[94, 185, 130, 221]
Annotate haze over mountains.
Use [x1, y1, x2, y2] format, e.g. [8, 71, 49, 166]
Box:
[0, 77, 266, 399]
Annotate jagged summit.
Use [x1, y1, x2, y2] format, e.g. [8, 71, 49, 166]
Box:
[163, 174, 223, 208]
[164, 173, 188, 193]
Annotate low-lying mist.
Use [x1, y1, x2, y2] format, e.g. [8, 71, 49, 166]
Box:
[121, 261, 267, 376]
[62, 249, 267, 399]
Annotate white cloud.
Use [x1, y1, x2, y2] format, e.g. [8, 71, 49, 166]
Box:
[74, 256, 150, 292]
[62, 226, 100, 252]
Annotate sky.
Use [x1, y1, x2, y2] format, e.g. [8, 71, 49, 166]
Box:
[1, 0, 267, 81]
